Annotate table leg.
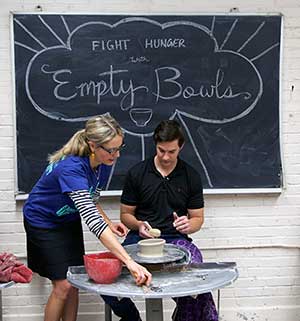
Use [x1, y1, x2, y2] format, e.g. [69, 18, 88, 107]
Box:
[104, 303, 112, 321]
[145, 298, 163, 321]
[217, 289, 221, 315]
[0, 291, 3, 321]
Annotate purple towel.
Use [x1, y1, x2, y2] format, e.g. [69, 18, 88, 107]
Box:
[170, 239, 219, 321]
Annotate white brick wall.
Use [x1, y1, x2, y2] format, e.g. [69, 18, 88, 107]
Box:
[1, 1, 300, 321]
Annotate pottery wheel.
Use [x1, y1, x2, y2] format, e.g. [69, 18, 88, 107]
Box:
[124, 243, 186, 264]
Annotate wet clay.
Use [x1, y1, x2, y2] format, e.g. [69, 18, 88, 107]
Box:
[138, 238, 166, 257]
[148, 228, 161, 238]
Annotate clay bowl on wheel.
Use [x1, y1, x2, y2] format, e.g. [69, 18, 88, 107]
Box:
[84, 252, 122, 284]
[138, 238, 166, 257]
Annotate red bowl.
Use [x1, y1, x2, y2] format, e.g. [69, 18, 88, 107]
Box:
[84, 252, 123, 284]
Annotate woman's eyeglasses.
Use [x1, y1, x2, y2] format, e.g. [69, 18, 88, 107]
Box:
[98, 143, 125, 155]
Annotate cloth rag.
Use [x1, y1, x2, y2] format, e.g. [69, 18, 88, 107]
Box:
[0, 252, 33, 283]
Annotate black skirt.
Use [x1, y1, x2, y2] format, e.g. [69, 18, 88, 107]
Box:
[24, 219, 85, 280]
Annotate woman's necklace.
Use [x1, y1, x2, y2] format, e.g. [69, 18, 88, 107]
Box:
[93, 164, 102, 182]
[92, 165, 102, 202]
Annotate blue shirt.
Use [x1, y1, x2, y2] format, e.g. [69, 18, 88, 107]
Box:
[23, 156, 112, 229]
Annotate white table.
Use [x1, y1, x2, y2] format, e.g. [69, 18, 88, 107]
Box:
[67, 262, 238, 321]
[0, 282, 14, 321]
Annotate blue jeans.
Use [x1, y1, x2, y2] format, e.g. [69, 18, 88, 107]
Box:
[102, 232, 218, 321]
[101, 296, 141, 321]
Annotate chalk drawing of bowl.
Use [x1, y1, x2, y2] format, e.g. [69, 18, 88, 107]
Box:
[129, 108, 153, 127]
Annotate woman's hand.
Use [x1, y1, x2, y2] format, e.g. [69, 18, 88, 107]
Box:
[109, 222, 128, 237]
[124, 258, 152, 286]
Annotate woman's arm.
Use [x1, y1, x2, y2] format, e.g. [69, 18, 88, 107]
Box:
[69, 190, 151, 285]
[98, 227, 151, 285]
[96, 204, 127, 237]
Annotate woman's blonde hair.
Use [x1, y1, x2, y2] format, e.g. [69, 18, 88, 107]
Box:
[48, 114, 123, 163]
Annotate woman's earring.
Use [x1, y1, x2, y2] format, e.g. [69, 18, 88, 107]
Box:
[91, 152, 95, 159]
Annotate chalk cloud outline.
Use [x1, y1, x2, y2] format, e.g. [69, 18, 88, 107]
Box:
[25, 17, 263, 129]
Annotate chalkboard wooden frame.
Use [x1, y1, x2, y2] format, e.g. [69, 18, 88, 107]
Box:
[11, 12, 283, 197]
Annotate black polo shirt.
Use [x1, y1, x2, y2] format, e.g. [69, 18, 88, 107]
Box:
[121, 157, 204, 235]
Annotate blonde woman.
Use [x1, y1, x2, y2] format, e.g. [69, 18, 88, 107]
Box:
[23, 114, 151, 321]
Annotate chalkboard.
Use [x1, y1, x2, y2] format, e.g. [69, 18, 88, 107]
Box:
[12, 13, 282, 194]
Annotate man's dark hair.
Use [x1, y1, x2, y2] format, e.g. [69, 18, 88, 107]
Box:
[153, 120, 185, 147]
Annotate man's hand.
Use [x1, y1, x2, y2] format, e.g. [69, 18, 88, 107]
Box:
[138, 221, 154, 239]
[173, 212, 191, 234]
[109, 222, 128, 237]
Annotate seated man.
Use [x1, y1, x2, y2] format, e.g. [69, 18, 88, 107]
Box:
[103, 120, 218, 321]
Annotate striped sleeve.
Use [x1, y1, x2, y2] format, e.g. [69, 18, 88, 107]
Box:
[68, 190, 108, 238]
[92, 187, 102, 204]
